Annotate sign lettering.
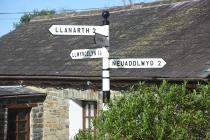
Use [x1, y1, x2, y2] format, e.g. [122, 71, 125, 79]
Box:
[109, 58, 166, 68]
[49, 25, 108, 36]
[70, 48, 109, 59]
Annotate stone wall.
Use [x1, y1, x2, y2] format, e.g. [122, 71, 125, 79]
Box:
[30, 103, 44, 140]
[43, 89, 69, 140]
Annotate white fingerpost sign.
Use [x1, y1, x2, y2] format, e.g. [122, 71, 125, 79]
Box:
[109, 58, 166, 68]
[49, 11, 167, 105]
[49, 25, 109, 36]
[70, 48, 109, 59]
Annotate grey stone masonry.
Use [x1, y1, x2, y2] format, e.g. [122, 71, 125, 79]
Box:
[30, 103, 44, 140]
[43, 88, 69, 140]
[57, 88, 99, 101]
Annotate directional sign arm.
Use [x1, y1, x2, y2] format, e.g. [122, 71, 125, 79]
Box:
[109, 58, 166, 68]
[70, 48, 109, 59]
[49, 25, 109, 36]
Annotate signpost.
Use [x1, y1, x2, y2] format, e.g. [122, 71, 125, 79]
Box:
[49, 11, 167, 104]
[101, 11, 110, 104]
[70, 48, 109, 59]
[49, 25, 109, 36]
[109, 58, 166, 68]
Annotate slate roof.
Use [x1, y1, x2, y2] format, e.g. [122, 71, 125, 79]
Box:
[0, 0, 210, 82]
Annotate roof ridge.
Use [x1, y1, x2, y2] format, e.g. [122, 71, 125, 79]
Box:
[30, 3, 172, 23]
[30, 0, 199, 23]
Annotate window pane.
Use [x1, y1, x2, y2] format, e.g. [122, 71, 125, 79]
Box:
[85, 104, 89, 116]
[85, 118, 89, 129]
[19, 111, 26, 121]
[90, 104, 94, 117]
[18, 121, 25, 132]
[90, 118, 94, 129]
[83, 101, 97, 134]
[18, 132, 25, 140]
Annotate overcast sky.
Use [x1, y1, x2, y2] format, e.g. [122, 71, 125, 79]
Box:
[0, 0, 156, 37]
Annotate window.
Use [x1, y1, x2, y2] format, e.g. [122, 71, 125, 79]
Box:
[7, 108, 31, 140]
[83, 101, 97, 134]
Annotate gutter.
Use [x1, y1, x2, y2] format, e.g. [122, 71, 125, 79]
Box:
[0, 75, 208, 82]
[0, 75, 208, 91]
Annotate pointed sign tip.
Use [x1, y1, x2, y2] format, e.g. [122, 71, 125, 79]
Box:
[49, 25, 54, 34]
[162, 59, 167, 67]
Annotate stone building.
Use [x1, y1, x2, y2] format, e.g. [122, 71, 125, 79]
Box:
[0, 0, 210, 139]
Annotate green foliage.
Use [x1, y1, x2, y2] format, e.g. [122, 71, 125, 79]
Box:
[13, 10, 55, 28]
[95, 81, 210, 140]
[74, 130, 94, 140]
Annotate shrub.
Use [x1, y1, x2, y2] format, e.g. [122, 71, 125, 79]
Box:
[74, 130, 94, 140]
[13, 10, 55, 28]
[76, 81, 210, 140]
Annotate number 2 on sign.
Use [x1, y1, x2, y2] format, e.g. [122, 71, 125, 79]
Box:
[158, 60, 161, 66]
[93, 28, 96, 33]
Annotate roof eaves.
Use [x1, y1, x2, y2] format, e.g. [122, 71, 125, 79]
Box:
[0, 86, 46, 100]
[0, 75, 208, 82]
